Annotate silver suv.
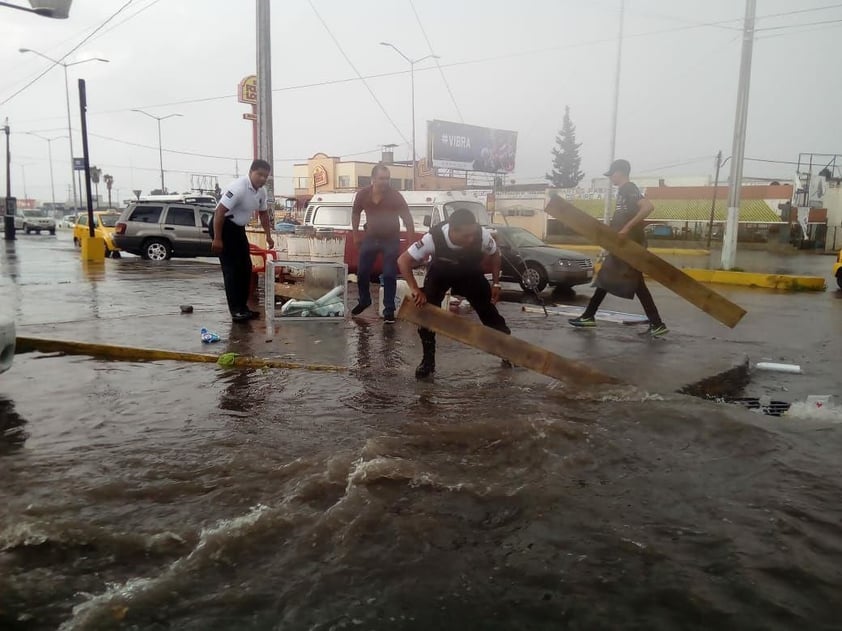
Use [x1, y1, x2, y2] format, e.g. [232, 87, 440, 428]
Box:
[114, 203, 215, 260]
[14, 209, 56, 235]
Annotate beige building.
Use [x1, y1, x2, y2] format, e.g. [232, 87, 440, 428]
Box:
[292, 151, 467, 206]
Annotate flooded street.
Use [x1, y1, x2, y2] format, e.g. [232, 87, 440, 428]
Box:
[2, 236, 842, 630]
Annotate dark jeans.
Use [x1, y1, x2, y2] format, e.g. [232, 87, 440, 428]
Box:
[583, 278, 663, 325]
[357, 235, 400, 315]
[211, 218, 252, 315]
[419, 265, 510, 348]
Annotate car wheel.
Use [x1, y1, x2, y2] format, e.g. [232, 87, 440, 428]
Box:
[837, 273, 842, 290]
[49, 229, 55, 235]
[112, 251, 121, 259]
[519, 262, 548, 293]
[142, 238, 172, 261]
[73, 237, 80, 247]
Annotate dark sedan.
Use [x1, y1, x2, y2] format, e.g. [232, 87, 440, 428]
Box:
[492, 226, 594, 293]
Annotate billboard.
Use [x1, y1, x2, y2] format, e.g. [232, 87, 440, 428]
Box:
[427, 120, 517, 173]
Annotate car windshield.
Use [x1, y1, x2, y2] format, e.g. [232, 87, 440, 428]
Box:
[498, 227, 546, 248]
[23, 210, 46, 218]
[443, 201, 490, 226]
[98, 214, 119, 228]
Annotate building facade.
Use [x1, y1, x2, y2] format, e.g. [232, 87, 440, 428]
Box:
[292, 152, 467, 207]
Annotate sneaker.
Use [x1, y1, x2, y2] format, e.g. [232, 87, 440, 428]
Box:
[351, 301, 371, 316]
[415, 359, 435, 379]
[647, 323, 669, 338]
[383, 312, 396, 324]
[568, 316, 596, 328]
[231, 311, 251, 322]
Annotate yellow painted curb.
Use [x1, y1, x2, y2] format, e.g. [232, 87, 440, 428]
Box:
[681, 269, 826, 291]
[15, 336, 347, 372]
[552, 244, 710, 256]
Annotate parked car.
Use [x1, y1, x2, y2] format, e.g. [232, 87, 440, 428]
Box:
[833, 249, 842, 290]
[14, 209, 56, 235]
[57, 215, 77, 229]
[114, 202, 215, 260]
[0, 317, 13, 375]
[73, 211, 122, 258]
[302, 191, 491, 274]
[492, 225, 593, 293]
[644, 223, 674, 239]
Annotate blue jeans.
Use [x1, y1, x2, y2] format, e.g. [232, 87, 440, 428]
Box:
[357, 235, 400, 315]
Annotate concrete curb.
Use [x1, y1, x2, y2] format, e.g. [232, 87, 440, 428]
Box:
[680, 269, 826, 291]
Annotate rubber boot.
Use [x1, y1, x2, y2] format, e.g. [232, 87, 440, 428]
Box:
[415, 329, 436, 379]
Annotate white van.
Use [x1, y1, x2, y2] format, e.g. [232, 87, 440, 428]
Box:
[303, 190, 491, 233]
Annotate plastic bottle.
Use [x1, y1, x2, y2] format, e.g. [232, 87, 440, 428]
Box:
[200, 327, 220, 343]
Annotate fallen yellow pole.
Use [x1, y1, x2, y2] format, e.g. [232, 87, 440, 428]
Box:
[15, 336, 346, 373]
[545, 196, 747, 328]
[397, 299, 619, 385]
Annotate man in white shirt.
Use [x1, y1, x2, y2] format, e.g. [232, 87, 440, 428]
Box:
[397, 208, 510, 378]
[210, 159, 275, 322]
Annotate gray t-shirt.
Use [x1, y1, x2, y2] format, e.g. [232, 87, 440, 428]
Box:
[610, 182, 646, 244]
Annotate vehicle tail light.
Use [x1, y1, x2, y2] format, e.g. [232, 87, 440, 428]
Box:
[115, 222, 126, 235]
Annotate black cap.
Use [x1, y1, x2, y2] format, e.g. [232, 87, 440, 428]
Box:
[604, 159, 631, 177]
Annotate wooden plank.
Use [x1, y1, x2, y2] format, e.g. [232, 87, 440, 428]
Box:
[397, 299, 620, 385]
[15, 336, 346, 372]
[545, 196, 747, 328]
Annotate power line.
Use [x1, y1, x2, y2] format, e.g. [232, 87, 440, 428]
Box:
[0, 0, 137, 106]
[307, 0, 410, 145]
[408, 0, 464, 123]
[756, 17, 842, 32]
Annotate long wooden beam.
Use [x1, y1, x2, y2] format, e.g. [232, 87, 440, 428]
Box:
[397, 299, 620, 385]
[15, 336, 346, 372]
[545, 195, 747, 328]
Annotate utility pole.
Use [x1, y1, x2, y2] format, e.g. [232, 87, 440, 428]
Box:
[603, 0, 624, 224]
[3, 118, 14, 240]
[256, 0, 275, 211]
[721, 0, 756, 270]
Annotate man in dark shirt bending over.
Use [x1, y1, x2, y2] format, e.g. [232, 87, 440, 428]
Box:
[351, 164, 416, 323]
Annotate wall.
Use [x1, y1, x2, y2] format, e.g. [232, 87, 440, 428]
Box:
[824, 185, 842, 252]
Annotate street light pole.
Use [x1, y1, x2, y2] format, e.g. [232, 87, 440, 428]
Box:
[721, 0, 756, 270]
[26, 132, 65, 208]
[18, 49, 109, 211]
[132, 110, 182, 194]
[380, 42, 439, 191]
[3, 118, 13, 240]
[603, 0, 625, 224]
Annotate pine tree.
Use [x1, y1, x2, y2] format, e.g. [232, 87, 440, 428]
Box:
[546, 106, 585, 189]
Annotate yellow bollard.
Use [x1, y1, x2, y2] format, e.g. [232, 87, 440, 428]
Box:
[80, 235, 106, 262]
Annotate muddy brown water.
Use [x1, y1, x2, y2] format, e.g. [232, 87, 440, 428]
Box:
[1, 236, 841, 630]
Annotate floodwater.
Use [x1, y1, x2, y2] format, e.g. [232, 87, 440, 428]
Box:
[2, 236, 842, 630]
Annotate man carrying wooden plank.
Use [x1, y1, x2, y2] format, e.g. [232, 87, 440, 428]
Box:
[397, 208, 511, 378]
[568, 159, 668, 337]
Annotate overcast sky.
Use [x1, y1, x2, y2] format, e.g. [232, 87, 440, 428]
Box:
[1, 0, 840, 204]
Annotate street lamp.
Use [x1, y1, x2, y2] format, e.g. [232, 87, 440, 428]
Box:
[131, 110, 182, 193]
[19, 48, 109, 211]
[379, 42, 439, 190]
[26, 132, 67, 208]
[0, 0, 71, 18]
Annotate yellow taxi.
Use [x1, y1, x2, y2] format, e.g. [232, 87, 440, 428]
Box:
[73, 211, 122, 258]
[833, 250, 842, 290]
